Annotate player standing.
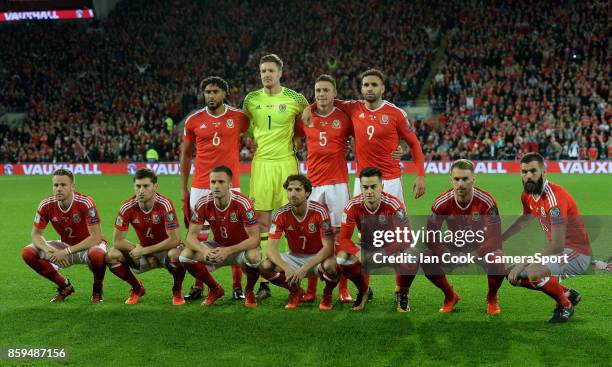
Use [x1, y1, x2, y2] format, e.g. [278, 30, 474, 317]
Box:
[504, 153, 590, 323]
[337, 167, 417, 312]
[294, 74, 353, 303]
[304, 68, 426, 201]
[180, 166, 261, 307]
[22, 169, 106, 303]
[243, 54, 309, 299]
[259, 174, 339, 310]
[181, 76, 248, 301]
[423, 159, 505, 314]
[106, 169, 186, 306]
[303, 69, 426, 297]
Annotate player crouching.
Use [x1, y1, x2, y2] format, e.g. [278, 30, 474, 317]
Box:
[22, 169, 107, 303]
[504, 153, 591, 323]
[106, 169, 186, 306]
[259, 175, 339, 310]
[422, 160, 505, 315]
[180, 166, 262, 307]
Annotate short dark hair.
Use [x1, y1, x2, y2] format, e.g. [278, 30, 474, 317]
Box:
[360, 68, 385, 85]
[520, 152, 545, 166]
[200, 76, 229, 94]
[451, 159, 475, 172]
[283, 174, 312, 194]
[52, 168, 74, 182]
[315, 74, 336, 89]
[134, 168, 157, 183]
[211, 165, 233, 179]
[359, 166, 383, 180]
[260, 54, 283, 70]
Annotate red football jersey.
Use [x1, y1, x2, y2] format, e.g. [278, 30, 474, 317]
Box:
[183, 105, 249, 189]
[521, 181, 590, 255]
[269, 201, 333, 254]
[336, 100, 425, 179]
[192, 191, 257, 246]
[428, 187, 502, 255]
[115, 193, 179, 247]
[339, 192, 409, 255]
[296, 107, 352, 186]
[34, 192, 102, 246]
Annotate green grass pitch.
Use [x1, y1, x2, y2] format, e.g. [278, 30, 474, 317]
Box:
[1, 174, 610, 366]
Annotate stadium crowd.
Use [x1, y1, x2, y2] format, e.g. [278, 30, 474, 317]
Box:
[426, 0, 610, 161]
[0, 0, 609, 164]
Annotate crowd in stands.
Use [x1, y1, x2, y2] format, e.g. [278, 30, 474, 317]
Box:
[426, 0, 610, 161]
[0, 0, 609, 164]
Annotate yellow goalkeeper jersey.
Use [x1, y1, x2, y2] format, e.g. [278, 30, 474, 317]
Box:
[243, 87, 308, 161]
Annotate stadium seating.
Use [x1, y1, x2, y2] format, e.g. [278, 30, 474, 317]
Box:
[0, 0, 608, 163]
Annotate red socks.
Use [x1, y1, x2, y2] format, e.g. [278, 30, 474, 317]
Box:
[231, 265, 243, 290]
[22, 246, 66, 287]
[167, 262, 186, 292]
[181, 261, 221, 291]
[243, 266, 260, 293]
[486, 275, 504, 301]
[109, 261, 141, 290]
[396, 274, 416, 296]
[263, 271, 300, 292]
[87, 247, 106, 293]
[338, 274, 349, 290]
[307, 275, 318, 294]
[519, 276, 570, 308]
[425, 274, 455, 299]
[338, 263, 368, 293]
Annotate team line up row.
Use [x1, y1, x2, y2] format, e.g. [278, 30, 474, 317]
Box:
[23, 153, 590, 323]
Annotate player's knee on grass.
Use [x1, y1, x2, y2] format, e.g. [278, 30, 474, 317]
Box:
[245, 248, 261, 266]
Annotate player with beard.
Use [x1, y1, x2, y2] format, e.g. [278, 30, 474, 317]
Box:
[181, 76, 248, 301]
[503, 153, 591, 323]
[302, 69, 426, 299]
[259, 174, 338, 310]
